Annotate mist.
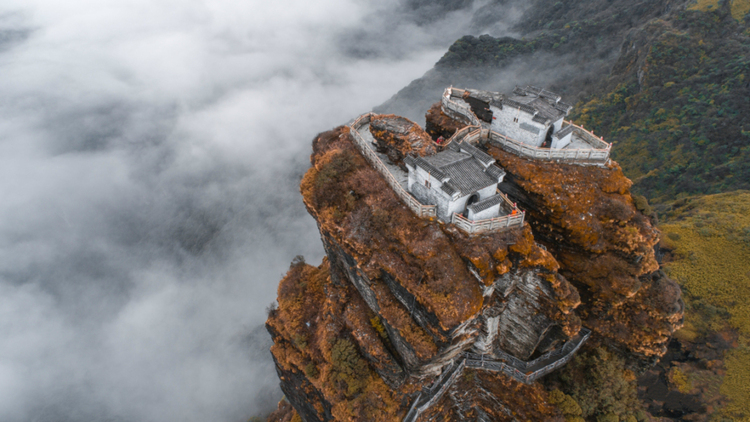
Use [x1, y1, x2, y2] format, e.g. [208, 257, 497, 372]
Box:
[0, 1, 522, 421]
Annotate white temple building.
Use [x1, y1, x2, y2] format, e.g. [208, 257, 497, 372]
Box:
[461, 86, 575, 149]
[404, 142, 507, 223]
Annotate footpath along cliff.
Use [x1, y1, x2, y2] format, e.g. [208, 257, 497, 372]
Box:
[266, 88, 683, 421]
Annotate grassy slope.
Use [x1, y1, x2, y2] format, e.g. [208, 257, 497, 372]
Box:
[659, 191, 750, 419]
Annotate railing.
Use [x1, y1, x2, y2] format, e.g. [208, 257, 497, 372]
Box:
[403, 358, 466, 422]
[442, 87, 481, 126]
[401, 328, 591, 420]
[464, 328, 591, 384]
[562, 120, 610, 149]
[441, 87, 612, 165]
[450, 191, 525, 235]
[488, 131, 610, 164]
[348, 114, 437, 219]
[443, 124, 482, 147]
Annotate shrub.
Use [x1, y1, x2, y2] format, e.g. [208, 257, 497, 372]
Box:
[633, 194, 653, 215]
[304, 362, 319, 378]
[558, 347, 644, 420]
[329, 338, 370, 397]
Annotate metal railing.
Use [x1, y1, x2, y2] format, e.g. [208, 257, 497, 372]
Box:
[401, 328, 591, 420]
[464, 328, 591, 384]
[348, 114, 437, 219]
[441, 87, 612, 165]
[403, 358, 466, 422]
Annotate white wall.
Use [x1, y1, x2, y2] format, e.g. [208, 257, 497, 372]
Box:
[468, 202, 501, 221]
[408, 166, 454, 222]
[477, 184, 498, 201]
[551, 132, 572, 149]
[553, 117, 564, 133]
[448, 183, 497, 218]
[408, 163, 499, 221]
[490, 105, 548, 147]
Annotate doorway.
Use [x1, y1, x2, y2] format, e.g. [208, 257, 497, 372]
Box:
[541, 126, 554, 148]
[463, 193, 480, 217]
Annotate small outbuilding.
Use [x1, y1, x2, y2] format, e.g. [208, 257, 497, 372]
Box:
[404, 142, 506, 223]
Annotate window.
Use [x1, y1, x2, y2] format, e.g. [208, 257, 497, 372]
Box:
[425, 179, 431, 188]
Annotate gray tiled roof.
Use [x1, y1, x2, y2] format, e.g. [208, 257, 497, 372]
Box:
[459, 143, 495, 167]
[532, 114, 550, 124]
[410, 145, 506, 197]
[460, 85, 573, 126]
[440, 159, 497, 196]
[422, 150, 467, 167]
[485, 164, 505, 181]
[500, 98, 538, 115]
[441, 183, 457, 196]
[467, 194, 505, 214]
[409, 156, 448, 181]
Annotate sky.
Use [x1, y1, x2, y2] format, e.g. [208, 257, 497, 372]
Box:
[0, 1, 522, 421]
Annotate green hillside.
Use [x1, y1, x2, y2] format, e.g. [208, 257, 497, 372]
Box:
[572, 6, 750, 202]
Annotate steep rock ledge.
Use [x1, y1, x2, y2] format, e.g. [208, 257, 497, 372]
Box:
[426, 106, 684, 359]
[267, 125, 582, 420]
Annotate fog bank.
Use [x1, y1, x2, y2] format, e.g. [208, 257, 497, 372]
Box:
[0, 1, 520, 420]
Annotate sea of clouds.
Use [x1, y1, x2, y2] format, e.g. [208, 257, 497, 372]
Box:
[0, 1, 523, 420]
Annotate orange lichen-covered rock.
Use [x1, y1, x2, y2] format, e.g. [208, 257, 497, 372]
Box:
[418, 369, 564, 421]
[425, 102, 465, 141]
[369, 114, 436, 166]
[486, 146, 681, 357]
[268, 121, 589, 421]
[267, 258, 408, 422]
[424, 110, 682, 358]
[302, 126, 483, 331]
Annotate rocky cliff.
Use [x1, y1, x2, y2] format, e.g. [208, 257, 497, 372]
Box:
[266, 105, 682, 420]
[426, 107, 684, 360]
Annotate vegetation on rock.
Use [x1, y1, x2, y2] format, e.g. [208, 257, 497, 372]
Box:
[556, 348, 647, 422]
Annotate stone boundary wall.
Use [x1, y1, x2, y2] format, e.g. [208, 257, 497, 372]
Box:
[349, 114, 437, 219]
[442, 88, 481, 126]
[442, 124, 480, 148]
[348, 114, 525, 234]
[442, 87, 612, 166]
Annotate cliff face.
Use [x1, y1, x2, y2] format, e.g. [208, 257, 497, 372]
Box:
[267, 125, 582, 421]
[426, 107, 684, 359]
[267, 104, 682, 420]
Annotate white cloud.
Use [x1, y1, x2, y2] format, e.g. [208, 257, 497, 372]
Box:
[0, 0, 519, 420]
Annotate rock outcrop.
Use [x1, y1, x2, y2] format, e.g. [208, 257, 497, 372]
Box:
[426, 105, 684, 359]
[369, 114, 436, 167]
[266, 103, 683, 421]
[267, 124, 581, 421]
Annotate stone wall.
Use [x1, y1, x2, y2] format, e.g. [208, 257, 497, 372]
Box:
[489, 105, 548, 147]
[467, 202, 501, 221]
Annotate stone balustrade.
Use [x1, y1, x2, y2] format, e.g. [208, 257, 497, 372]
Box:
[442, 87, 612, 165]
